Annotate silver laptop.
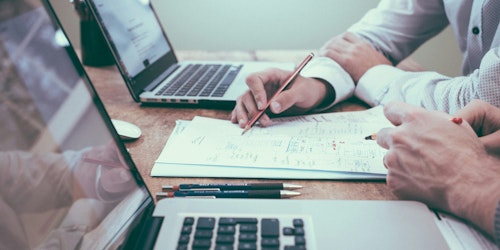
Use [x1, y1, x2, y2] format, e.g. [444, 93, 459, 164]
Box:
[83, 0, 294, 108]
[0, 1, 450, 249]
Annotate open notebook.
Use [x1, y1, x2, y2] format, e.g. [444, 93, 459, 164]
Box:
[0, 0, 496, 249]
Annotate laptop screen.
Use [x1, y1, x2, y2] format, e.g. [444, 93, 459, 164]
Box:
[89, 0, 170, 77]
[86, 0, 178, 97]
[0, 1, 150, 249]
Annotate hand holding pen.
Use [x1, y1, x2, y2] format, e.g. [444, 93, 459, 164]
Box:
[241, 53, 314, 135]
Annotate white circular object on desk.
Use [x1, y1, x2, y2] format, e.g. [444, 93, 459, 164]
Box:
[111, 119, 142, 141]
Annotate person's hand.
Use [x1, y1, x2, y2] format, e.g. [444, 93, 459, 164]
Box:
[455, 99, 500, 154]
[376, 101, 500, 237]
[73, 141, 135, 202]
[231, 68, 333, 128]
[319, 32, 391, 83]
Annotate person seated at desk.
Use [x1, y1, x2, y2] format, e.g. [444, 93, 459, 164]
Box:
[376, 99, 500, 247]
[231, 0, 500, 127]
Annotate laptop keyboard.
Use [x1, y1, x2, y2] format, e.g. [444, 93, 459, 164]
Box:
[155, 64, 243, 98]
[177, 216, 307, 250]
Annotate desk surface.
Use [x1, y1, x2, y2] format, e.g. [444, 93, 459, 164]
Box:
[85, 50, 397, 201]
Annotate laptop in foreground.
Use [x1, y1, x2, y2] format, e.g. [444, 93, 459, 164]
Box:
[0, 1, 452, 249]
[83, 0, 294, 108]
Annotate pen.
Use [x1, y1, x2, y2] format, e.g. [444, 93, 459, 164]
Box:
[241, 52, 315, 135]
[162, 183, 303, 191]
[155, 190, 301, 199]
[364, 116, 464, 140]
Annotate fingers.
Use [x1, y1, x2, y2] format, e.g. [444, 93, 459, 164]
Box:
[231, 90, 271, 128]
[382, 154, 389, 169]
[480, 130, 500, 154]
[454, 99, 488, 134]
[375, 127, 393, 150]
[342, 32, 362, 42]
[455, 99, 500, 136]
[453, 99, 500, 153]
[382, 102, 408, 126]
[319, 33, 354, 60]
[320, 32, 361, 53]
[268, 77, 316, 113]
[374, 102, 414, 149]
[231, 92, 251, 126]
[231, 69, 291, 128]
[246, 68, 290, 109]
[232, 67, 330, 127]
[321, 32, 391, 83]
[382, 101, 427, 126]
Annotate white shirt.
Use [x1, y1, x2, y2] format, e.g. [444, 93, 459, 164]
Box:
[301, 0, 500, 114]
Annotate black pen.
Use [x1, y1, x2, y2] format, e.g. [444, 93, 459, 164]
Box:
[162, 183, 303, 191]
[155, 190, 300, 199]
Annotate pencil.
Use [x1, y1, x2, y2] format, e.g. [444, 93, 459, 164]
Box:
[363, 116, 464, 140]
[241, 52, 315, 135]
[364, 133, 377, 140]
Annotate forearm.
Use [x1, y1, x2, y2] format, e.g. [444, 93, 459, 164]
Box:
[355, 48, 500, 113]
[347, 0, 448, 64]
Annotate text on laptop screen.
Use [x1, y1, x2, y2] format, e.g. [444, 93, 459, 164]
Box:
[0, 2, 149, 249]
[91, 0, 171, 78]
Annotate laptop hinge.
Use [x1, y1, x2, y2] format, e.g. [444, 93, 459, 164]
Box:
[144, 64, 180, 92]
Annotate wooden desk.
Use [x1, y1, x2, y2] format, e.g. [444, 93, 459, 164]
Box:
[84, 50, 397, 201]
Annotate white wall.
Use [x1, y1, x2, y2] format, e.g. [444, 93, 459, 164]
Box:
[50, 0, 462, 76]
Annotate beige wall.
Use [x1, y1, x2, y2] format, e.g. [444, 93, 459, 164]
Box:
[50, 0, 462, 76]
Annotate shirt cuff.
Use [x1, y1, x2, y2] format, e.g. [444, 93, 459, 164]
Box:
[354, 65, 406, 106]
[300, 56, 355, 111]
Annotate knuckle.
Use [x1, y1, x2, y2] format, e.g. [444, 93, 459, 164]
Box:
[388, 129, 408, 145]
[340, 32, 350, 39]
[384, 151, 397, 167]
[245, 74, 258, 86]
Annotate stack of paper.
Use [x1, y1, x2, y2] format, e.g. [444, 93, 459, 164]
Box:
[151, 107, 393, 179]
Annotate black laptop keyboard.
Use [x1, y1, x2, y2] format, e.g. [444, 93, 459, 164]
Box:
[155, 64, 243, 98]
[177, 216, 307, 250]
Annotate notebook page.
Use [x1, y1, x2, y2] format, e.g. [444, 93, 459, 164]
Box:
[155, 107, 391, 174]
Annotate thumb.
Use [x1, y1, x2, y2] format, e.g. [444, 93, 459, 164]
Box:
[479, 130, 500, 155]
[269, 89, 302, 114]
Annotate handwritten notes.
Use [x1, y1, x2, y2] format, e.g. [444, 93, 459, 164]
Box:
[153, 107, 392, 178]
